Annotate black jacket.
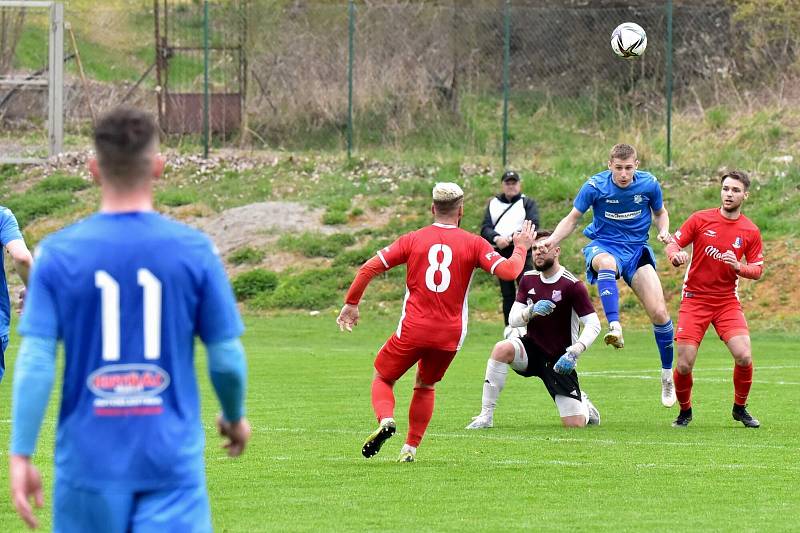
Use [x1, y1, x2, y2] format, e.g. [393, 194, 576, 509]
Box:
[480, 193, 540, 252]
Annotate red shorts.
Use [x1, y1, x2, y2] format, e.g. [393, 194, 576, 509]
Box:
[374, 333, 458, 384]
[675, 296, 749, 346]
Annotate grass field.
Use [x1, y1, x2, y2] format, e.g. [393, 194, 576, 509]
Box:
[0, 313, 798, 532]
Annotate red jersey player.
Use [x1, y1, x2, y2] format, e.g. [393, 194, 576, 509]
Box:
[337, 182, 536, 462]
[666, 170, 764, 428]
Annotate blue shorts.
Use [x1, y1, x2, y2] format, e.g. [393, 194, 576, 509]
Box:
[54, 480, 211, 533]
[0, 334, 8, 383]
[583, 240, 656, 286]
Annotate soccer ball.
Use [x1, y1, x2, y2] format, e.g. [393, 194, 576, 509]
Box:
[611, 22, 647, 59]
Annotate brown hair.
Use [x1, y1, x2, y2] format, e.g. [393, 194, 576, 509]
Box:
[609, 143, 637, 161]
[535, 229, 552, 240]
[94, 106, 157, 187]
[721, 170, 751, 191]
[433, 197, 463, 216]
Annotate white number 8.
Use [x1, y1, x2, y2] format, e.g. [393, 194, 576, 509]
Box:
[425, 244, 452, 293]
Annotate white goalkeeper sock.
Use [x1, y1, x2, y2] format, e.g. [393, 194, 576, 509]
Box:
[481, 359, 509, 416]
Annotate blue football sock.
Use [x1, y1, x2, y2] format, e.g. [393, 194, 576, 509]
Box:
[596, 269, 620, 324]
[653, 320, 674, 369]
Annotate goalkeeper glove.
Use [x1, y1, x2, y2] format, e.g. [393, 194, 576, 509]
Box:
[522, 299, 556, 322]
[553, 343, 584, 375]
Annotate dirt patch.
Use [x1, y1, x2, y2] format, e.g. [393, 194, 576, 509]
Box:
[186, 200, 391, 272]
[190, 201, 330, 257]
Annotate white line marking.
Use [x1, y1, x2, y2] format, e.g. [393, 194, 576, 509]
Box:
[263, 427, 792, 450]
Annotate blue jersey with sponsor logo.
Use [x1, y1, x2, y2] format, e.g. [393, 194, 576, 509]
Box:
[573, 170, 663, 245]
[19, 212, 243, 491]
[0, 206, 24, 337]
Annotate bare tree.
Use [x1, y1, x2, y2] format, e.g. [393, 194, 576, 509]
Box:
[0, 7, 26, 74]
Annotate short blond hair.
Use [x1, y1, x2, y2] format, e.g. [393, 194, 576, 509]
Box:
[609, 143, 637, 161]
[432, 182, 464, 215]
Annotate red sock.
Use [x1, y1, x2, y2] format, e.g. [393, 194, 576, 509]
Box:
[673, 368, 693, 410]
[406, 387, 435, 447]
[733, 363, 753, 406]
[371, 375, 395, 421]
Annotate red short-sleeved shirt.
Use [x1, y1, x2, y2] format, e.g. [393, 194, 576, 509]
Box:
[672, 208, 763, 299]
[378, 223, 505, 350]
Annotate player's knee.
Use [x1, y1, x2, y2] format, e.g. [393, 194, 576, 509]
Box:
[561, 416, 587, 428]
[675, 360, 693, 375]
[593, 254, 617, 271]
[733, 353, 752, 367]
[650, 307, 669, 324]
[490, 341, 515, 364]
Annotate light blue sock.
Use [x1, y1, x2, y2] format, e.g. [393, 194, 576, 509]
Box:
[653, 320, 674, 369]
[597, 269, 619, 324]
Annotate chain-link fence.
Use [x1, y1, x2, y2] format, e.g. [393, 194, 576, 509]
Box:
[1, 1, 798, 164]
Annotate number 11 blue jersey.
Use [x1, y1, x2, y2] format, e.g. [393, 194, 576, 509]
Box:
[19, 212, 244, 491]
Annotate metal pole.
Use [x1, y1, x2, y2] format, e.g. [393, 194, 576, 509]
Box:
[502, 0, 510, 167]
[665, 0, 673, 167]
[347, 0, 355, 159]
[203, 0, 210, 159]
[48, 1, 64, 156]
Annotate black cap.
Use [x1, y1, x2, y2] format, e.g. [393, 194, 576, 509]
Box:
[501, 170, 520, 182]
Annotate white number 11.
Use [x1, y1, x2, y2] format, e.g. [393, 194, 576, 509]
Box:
[95, 269, 162, 361]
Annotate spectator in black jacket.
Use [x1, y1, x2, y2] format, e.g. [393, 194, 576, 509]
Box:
[480, 170, 540, 334]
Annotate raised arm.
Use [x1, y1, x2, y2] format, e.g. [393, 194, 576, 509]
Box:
[542, 208, 584, 251]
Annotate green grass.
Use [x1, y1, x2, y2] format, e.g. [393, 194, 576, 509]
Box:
[0, 314, 797, 531]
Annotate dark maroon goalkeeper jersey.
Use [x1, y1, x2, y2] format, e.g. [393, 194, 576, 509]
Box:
[515, 267, 596, 360]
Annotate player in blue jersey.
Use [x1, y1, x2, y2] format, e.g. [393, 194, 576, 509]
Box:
[0, 205, 33, 383]
[541, 144, 676, 407]
[9, 107, 251, 531]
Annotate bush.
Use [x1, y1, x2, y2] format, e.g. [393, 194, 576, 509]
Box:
[33, 174, 91, 193]
[231, 269, 278, 300]
[228, 247, 265, 265]
[322, 209, 348, 225]
[156, 188, 199, 207]
[251, 266, 351, 309]
[279, 231, 356, 258]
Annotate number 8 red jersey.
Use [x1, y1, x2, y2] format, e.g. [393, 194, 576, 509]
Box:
[377, 223, 506, 350]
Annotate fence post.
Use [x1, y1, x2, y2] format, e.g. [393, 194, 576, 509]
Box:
[48, 1, 64, 156]
[665, 0, 673, 167]
[347, 0, 355, 159]
[502, 0, 510, 167]
[203, 0, 210, 159]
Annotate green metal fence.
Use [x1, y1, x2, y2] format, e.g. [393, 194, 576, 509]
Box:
[1, 1, 798, 164]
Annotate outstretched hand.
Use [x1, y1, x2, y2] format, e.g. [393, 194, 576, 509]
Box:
[9, 454, 43, 529]
[512, 220, 537, 250]
[216, 414, 252, 458]
[336, 303, 360, 332]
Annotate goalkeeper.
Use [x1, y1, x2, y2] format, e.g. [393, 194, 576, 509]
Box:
[466, 231, 602, 429]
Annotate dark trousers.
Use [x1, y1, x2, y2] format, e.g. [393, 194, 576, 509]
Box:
[496, 247, 534, 325]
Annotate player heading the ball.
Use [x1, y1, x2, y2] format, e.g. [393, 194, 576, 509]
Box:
[540, 143, 677, 408]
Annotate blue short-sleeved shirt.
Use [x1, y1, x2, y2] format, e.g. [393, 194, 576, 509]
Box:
[0, 206, 24, 337]
[19, 211, 244, 491]
[573, 170, 663, 245]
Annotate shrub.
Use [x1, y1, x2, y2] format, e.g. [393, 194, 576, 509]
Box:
[156, 188, 198, 207]
[228, 247, 265, 265]
[231, 269, 278, 300]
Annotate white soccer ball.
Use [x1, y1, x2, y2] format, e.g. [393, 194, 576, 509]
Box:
[611, 22, 647, 59]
